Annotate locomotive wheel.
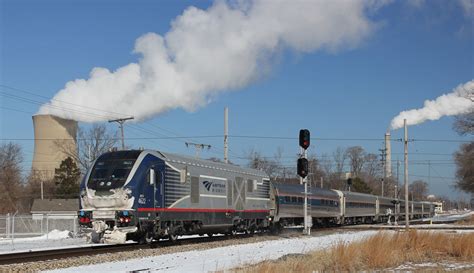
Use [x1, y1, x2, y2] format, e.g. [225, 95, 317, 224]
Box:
[168, 233, 178, 242]
[248, 227, 255, 236]
[144, 231, 154, 244]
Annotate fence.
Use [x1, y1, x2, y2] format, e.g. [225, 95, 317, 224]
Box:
[0, 213, 78, 240]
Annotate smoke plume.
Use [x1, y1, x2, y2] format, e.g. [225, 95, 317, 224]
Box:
[391, 79, 474, 130]
[39, 0, 385, 122]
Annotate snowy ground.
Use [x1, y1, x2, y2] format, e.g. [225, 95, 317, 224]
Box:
[429, 211, 473, 222]
[46, 230, 378, 273]
[0, 230, 87, 254]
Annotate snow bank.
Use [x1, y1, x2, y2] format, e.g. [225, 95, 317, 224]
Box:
[48, 231, 378, 273]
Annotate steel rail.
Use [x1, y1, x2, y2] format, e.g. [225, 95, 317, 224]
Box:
[0, 233, 258, 265]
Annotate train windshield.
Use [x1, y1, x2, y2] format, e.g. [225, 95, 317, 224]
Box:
[87, 151, 140, 195]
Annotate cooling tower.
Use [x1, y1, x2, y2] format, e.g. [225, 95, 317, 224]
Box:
[32, 115, 78, 180]
[384, 131, 392, 177]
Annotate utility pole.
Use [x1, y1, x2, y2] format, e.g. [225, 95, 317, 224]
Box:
[224, 107, 229, 163]
[320, 176, 324, 188]
[379, 147, 386, 197]
[185, 142, 211, 159]
[108, 117, 134, 150]
[396, 159, 400, 198]
[428, 160, 431, 185]
[404, 119, 409, 230]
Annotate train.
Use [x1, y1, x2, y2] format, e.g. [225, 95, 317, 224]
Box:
[77, 149, 434, 243]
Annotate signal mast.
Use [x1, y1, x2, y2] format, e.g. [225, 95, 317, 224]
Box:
[298, 129, 311, 235]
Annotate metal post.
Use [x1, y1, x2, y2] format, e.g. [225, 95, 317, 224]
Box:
[46, 213, 49, 239]
[320, 176, 323, 188]
[11, 212, 17, 240]
[6, 213, 10, 239]
[404, 119, 409, 230]
[302, 148, 310, 235]
[397, 159, 400, 193]
[224, 107, 229, 163]
[428, 160, 431, 185]
[41, 181, 44, 200]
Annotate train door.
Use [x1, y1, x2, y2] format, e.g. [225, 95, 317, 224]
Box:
[149, 165, 164, 209]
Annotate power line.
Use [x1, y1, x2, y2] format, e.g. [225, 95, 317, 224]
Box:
[0, 84, 133, 119]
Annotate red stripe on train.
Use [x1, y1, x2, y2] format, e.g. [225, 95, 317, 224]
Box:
[137, 208, 269, 213]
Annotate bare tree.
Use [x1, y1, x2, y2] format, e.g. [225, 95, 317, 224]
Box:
[345, 146, 366, 176]
[332, 147, 347, 175]
[320, 153, 333, 176]
[363, 153, 380, 178]
[409, 180, 429, 201]
[452, 112, 474, 194]
[454, 141, 474, 194]
[453, 112, 474, 136]
[56, 124, 118, 172]
[307, 153, 325, 188]
[0, 143, 23, 213]
[246, 149, 282, 180]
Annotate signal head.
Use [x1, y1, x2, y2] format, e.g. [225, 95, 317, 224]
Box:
[299, 129, 310, 150]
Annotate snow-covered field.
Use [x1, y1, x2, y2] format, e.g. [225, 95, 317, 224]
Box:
[46, 230, 378, 273]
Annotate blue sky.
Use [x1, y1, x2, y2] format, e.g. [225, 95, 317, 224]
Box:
[0, 0, 472, 200]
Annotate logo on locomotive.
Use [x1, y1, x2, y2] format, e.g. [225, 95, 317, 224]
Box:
[202, 180, 225, 193]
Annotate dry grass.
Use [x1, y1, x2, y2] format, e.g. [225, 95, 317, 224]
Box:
[236, 231, 474, 273]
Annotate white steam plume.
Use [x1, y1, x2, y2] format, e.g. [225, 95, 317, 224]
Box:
[390, 80, 474, 130]
[39, 0, 386, 122]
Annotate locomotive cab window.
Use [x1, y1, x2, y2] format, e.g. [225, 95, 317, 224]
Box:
[87, 153, 139, 196]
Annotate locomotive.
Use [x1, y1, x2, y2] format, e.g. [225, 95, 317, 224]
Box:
[78, 149, 271, 243]
[78, 149, 434, 243]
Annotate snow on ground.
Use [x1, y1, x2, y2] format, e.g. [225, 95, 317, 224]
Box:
[46, 230, 378, 273]
[0, 230, 87, 254]
[430, 211, 473, 222]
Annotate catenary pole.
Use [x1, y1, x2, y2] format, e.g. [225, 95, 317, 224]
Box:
[404, 119, 409, 230]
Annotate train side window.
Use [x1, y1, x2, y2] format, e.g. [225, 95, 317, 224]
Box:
[298, 197, 303, 203]
[285, 196, 290, 203]
[191, 176, 199, 203]
[291, 196, 297, 203]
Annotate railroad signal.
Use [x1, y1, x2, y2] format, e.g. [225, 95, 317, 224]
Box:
[299, 129, 310, 150]
[297, 158, 309, 178]
[347, 178, 352, 186]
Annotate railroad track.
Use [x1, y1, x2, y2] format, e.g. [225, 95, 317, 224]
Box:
[0, 226, 382, 265]
[0, 233, 264, 266]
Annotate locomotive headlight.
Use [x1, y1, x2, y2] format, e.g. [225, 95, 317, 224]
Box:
[116, 210, 133, 226]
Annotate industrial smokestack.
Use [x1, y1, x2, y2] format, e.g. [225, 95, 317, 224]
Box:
[32, 115, 78, 180]
[384, 131, 392, 177]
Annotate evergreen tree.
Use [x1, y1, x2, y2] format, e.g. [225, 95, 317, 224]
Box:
[352, 177, 373, 194]
[54, 157, 81, 198]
